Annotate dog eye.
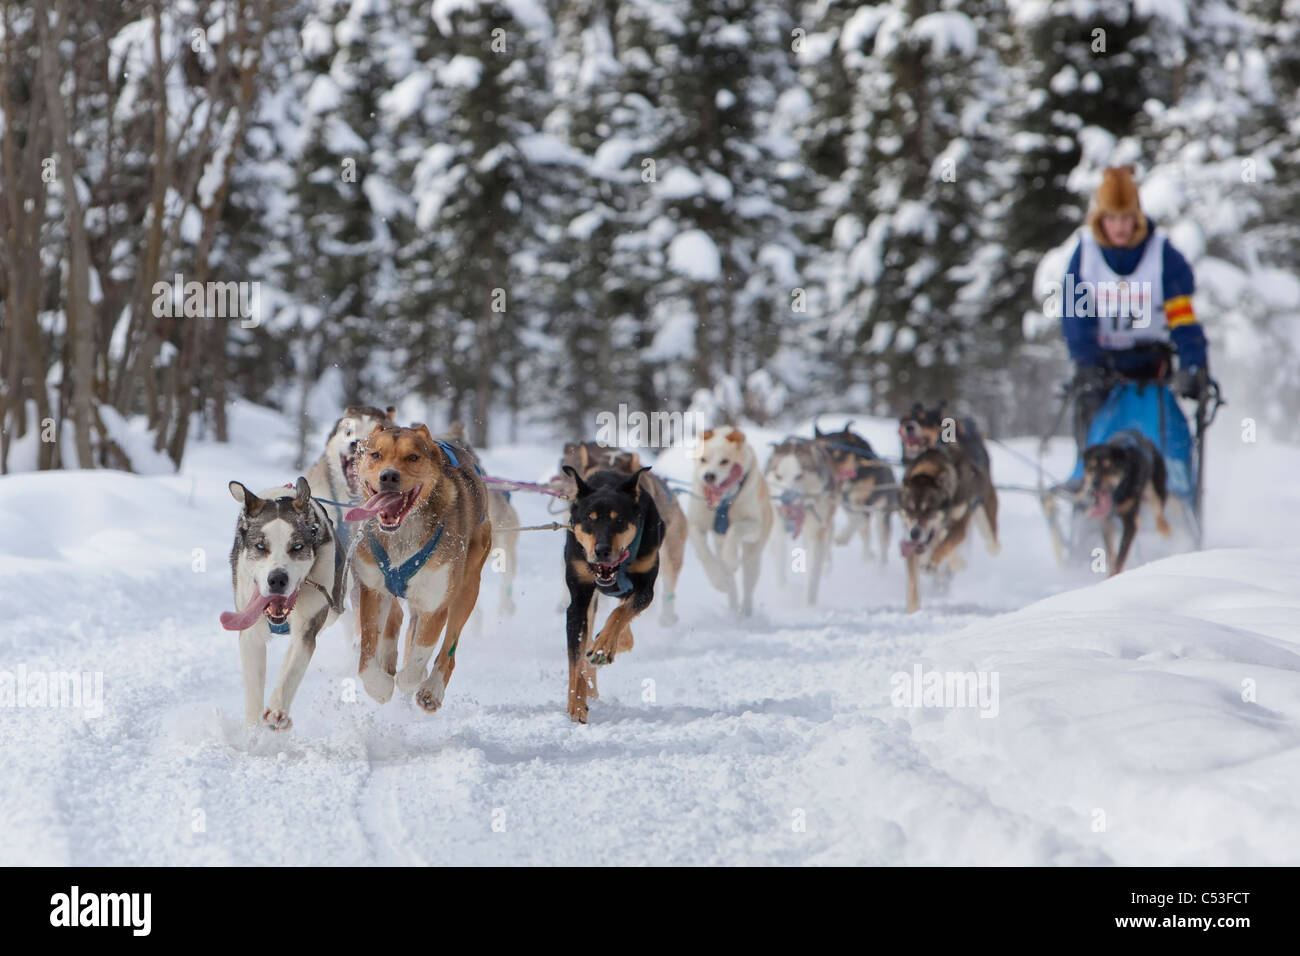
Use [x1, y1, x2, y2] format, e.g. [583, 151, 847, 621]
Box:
[370, 451, 381, 459]
[720, 458, 729, 465]
[255, 542, 267, 552]
[407, 453, 419, 463]
[292, 543, 303, 552]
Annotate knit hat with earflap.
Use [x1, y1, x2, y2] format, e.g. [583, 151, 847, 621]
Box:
[1087, 165, 1148, 248]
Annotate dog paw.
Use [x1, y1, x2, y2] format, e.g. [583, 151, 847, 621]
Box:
[567, 699, 589, 724]
[414, 677, 446, 713]
[585, 638, 616, 667]
[262, 708, 292, 731]
[395, 664, 427, 695]
[360, 666, 394, 704]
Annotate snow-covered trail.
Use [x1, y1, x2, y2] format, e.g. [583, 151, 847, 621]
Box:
[2, 403, 1298, 865]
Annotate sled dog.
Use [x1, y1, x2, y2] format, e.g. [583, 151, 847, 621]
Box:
[898, 401, 993, 478]
[765, 436, 837, 605]
[686, 428, 772, 616]
[220, 478, 341, 730]
[898, 443, 1000, 613]
[813, 422, 898, 564]
[1079, 430, 1171, 576]
[345, 423, 492, 712]
[304, 404, 396, 640]
[561, 465, 665, 723]
[557, 440, 686, 625]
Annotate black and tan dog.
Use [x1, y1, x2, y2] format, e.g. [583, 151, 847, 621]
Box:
[561, 464, 664, 724]
[344, 422, 492, 712]
[813, 423, 898, 564]
[898, 443, 1000, 613]
[1079, 430, 1171, 576]
[898, 401, 992, 478]
[557, 440, 685, 625]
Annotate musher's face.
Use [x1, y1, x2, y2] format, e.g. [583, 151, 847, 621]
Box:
[1101, 212, 1136, 247]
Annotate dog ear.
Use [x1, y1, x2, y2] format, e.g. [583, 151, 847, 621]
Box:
[935, 461, 959, 498]
[626, 451, 642, 471]
[700, 429, 714, 442]
[620, 466, 651, 500]
[562, 465, 592, 499]
[577, 444, 594, 472]
[409, 423, 437, 454]
[813, 423, 824, 439]
[726, 429, 744, 444]
[291, 476, 312, 512]
[229, 481, 265, 516]
[384, 406, 397, 422]
[843, 419, 854, 431]
[445, 420, 466, 441]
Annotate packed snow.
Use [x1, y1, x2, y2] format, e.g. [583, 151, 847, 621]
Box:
[1, 401, 1298, 865]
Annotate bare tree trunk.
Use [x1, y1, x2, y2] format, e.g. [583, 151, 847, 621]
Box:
[38, 3, 97, 468]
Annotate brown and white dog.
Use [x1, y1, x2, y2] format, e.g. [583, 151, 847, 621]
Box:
[557, 441, 686, 625]
[687, 428, 772, 616]
[897, 443, 999, 613]
[764, 436, 837, 606]
[345, 423, 492, 712]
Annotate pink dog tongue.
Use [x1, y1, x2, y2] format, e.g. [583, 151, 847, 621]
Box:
[220, 588, 272, 631]
[1088, 489, 1114, 519]
[900, 540, 919, 559]
[345, 491, 403, 523]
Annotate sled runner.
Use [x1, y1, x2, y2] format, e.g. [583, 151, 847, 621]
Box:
[1040, 358, 1223, 566]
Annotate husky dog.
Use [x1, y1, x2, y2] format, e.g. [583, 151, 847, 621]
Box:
[220, 478, 341, 730]
[898, 444, 1000, 613]
[1079, 430, 1171, 576]
[765, 436, 837, 606]
[557, 441, 686, 625]
[686, 428, 773, 616]
[562, 465, 665, 723]
[813, 422, 898, 564]
[345, 423, 492, 713]
[304, 404, 397, 642]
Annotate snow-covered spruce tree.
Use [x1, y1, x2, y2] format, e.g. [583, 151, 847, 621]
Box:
[536, 0, 659, 436]
[598, 0, 800, 417]
[383, 0, 555, 446]
[794, 0, 1009, 422]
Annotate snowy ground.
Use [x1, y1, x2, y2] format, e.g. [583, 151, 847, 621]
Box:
[2, 401, 1299, 865]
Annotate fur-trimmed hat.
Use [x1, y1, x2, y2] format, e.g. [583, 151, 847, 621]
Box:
[1088, 165, 1148, 247]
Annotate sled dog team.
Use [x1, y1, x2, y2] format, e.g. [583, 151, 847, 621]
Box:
[222, 402, 1168, 728]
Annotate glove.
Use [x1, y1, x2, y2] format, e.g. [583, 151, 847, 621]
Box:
[1172, 365, 1208, 400]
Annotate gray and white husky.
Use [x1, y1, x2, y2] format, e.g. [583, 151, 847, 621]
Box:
[220, 478, 341, 730]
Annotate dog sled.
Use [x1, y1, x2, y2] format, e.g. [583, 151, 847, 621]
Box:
[1039, 355, 1224, 567]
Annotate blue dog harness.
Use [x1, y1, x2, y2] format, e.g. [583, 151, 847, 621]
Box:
[712, 472, 749, 535]
[268, 620, 291, 636]
[366, 525, 445, 598]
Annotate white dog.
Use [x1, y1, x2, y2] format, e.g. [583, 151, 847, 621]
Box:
[686, 428, 773, 616]
[220, 478, 340, 730]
